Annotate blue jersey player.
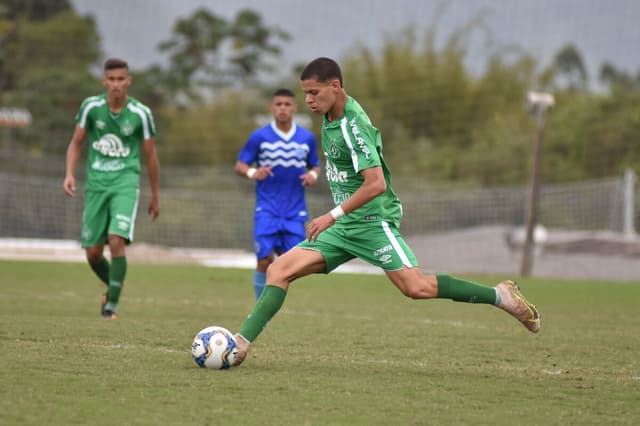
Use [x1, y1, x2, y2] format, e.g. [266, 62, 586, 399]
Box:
[235, 88, 320, 299]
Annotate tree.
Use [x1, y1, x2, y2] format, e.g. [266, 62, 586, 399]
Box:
[542, 44, 589, 91]
[157, 7, 290, 103]
[0, 0, 101, 152]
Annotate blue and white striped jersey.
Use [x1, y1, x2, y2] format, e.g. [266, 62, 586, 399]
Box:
[237, 121, 319, 221]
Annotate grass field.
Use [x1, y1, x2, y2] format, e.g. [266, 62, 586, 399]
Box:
[1, 260, 639, 425]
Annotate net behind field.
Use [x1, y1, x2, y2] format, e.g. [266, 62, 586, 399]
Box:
[2, 163, 639, 281]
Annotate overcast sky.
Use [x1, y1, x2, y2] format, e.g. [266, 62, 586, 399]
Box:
[70, 0, 640, 86]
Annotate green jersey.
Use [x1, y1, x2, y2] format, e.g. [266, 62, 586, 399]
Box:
[321, 96, 402, 229]
[75, 94, 156, 191]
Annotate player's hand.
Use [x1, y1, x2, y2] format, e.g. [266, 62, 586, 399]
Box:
[254, 166, 273, 181]
[63, 176, 76, 197]
[300, 170, 318, 186]
[148, 198, 160, 221]
[306, 212, 335, 242]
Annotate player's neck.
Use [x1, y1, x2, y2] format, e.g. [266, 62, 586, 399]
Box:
[108, 95, 128, 113]
[326, 90, 348, 122]
[274, 121, 293, 133]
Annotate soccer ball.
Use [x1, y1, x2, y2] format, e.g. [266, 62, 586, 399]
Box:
[191, 326, 239, 369]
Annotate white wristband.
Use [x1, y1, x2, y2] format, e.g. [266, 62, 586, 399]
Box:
[246, 168, 257, 179]
[330, 205, 345, 220]
[309, 170, 318, 180]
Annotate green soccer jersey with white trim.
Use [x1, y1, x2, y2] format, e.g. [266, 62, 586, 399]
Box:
[321, 96, 402, 229]
[75, 94, 156, 191]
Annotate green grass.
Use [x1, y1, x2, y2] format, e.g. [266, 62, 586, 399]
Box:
[1, 260, 639, 425]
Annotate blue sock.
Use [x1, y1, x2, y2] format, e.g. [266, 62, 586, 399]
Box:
[253, 271, 266, 300]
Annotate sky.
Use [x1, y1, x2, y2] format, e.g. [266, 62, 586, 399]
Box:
[70, 0, 640, 87]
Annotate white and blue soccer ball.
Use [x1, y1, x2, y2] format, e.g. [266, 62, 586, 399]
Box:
[191, 326, 239, 369]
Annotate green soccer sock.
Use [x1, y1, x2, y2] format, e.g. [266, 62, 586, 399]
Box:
[89, 257, 110, 286]
[436, 273, 497, 305]
[105, 256, 127, 312]
[238, 285, 287, 342]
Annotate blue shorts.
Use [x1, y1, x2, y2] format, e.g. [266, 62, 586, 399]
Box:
[254, 216, 306, 260]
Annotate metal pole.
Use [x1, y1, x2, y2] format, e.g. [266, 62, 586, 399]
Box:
[622, 168, 636, 240]
[520, 92, 554, 277]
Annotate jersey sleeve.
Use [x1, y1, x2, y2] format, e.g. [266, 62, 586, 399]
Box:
[75, 96, 98, 130]
[345, 115, 381, 173]
[237, 131, 261, 165]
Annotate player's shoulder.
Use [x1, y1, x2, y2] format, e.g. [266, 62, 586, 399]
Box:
[80, 94, 107, 109]
[344, 97, 375, 129]
[295, 124, 315, 138]
[127, 96, 153, 114]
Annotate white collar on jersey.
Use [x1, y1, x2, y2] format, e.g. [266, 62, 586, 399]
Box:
[270, 121, 297, 141]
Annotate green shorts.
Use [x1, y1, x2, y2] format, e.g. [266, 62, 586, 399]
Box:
[297, 221, 418, 273]
[80, 187, 140, 247]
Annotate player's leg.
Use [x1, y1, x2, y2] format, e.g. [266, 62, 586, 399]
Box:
[254, 254, 273, 300]
[355, 222, 540, 332]
[234, 247, 326, 365]
[102, 234, 127, 319]
[81, 190, 111, 314]
[102, 188, 138, 318]
[234, 228, 355, 366]
[252, 216, 279, 300]
[86, 244, 109, 286]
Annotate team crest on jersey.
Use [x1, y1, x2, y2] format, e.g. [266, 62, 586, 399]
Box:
[329, 144, 340, 159]
[121, 121, 134, 136]
[295, 146, 307, 160]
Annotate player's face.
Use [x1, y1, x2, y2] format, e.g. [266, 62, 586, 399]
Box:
[300, 78, 340, 115]
[102, 67, 131, 99]
[270, 96, 296, 124]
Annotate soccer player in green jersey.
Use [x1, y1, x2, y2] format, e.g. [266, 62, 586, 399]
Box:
[232, 57, 540, 366]
[63, 58, 160, 319]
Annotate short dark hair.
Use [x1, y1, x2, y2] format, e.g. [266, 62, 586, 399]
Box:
[300, 57, 343, 86]
[104, 58, 129, 71]
[272, 88, 295, 98]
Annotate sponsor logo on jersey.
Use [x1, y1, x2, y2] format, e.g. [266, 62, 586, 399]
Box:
[333, 192, 351, 204]
[349, 118, 371, 160]
[91, 158, 125, 172]
[92, 134, 130, 158]
[96, 120, 106, 129]
[326, 159, 347, 183]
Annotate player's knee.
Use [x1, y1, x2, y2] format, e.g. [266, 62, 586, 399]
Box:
[400, 282, 437, 299]
[85, 249, 103, 264]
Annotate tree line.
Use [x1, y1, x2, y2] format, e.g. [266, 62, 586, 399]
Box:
[1, 0, 639, 186]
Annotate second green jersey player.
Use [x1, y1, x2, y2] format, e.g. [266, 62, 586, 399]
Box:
[229, 57, 540, 367]
[64, 58, 160, 320]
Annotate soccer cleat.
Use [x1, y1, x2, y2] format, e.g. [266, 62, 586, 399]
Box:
[101, 309, 117, 320]
[495, 280, 540, 333]
[100, 292, 108, 316]
[232, 334, 250, 367]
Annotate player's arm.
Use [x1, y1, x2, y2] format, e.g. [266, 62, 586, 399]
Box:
[234, 160, 273, 181]
[300, 166, 320, 186]
[306, 166, 386, 241]
[143, 137, 160, 220]
[63, 125, 88, 197]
